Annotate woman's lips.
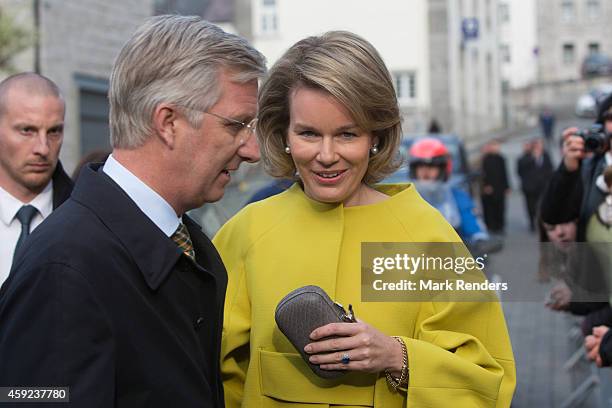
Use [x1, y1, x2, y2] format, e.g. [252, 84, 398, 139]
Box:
[312, 169, 347, 185]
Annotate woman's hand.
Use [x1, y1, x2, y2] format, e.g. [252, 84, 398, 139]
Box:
[304, 320, 404, 376]
[546, 282, 572, 311]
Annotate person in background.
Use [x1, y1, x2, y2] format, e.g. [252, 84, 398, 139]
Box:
[517, 138, 553, 232]
[585, 325, 611, 367]
[540, 94, 612, 242]
[244, 178, 293, 205]
[428, 118, 441, 133]
[583, 165, 612, 367]
[215, 30, 515, 407]
[0, 15, 265, 407]
[480, 139, 510, 235]
[409, 137, 489, 246]
[539, 107, 556, 147]
[539, 96, 612, 344]
[0, 73, 72, 286]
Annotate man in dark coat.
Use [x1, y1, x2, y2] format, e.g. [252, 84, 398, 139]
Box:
[517, 138, 553, 231]
[480, 139, 510, 234]
[0, 73, 73, 285]
[0, 15, 265, 408]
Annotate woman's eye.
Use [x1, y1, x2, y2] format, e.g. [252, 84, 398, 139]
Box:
[341, 132, 357, 139]
[298, 130, 317, 137]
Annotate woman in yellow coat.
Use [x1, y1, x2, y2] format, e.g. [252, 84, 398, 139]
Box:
[214, 31, 515, 407]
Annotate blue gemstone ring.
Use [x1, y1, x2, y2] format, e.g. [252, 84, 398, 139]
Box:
[341, 352, 350, 365]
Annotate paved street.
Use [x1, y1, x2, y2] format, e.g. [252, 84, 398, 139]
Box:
[489, 117, 612, 407]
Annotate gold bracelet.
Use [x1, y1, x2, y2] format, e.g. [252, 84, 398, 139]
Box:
[385, 336, 409, 390]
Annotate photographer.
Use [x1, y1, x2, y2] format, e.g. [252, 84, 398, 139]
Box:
[540, 95, 612, 240]
[540, 95, 612, 366]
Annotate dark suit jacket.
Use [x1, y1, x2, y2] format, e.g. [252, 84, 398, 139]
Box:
[516, 152, 553, 194]
[481, 153, 510, 197]
[52, 161, 73, 209]
[0, 164, 227, 407]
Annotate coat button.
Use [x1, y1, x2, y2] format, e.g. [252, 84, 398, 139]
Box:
[194, 316, 205, 330]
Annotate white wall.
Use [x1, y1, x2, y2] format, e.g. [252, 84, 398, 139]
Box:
[499, 0, 537, 89]
[252, 0, 430, 108]
[447, 0, 503, 141]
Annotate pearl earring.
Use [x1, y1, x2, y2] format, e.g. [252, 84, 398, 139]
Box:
[285, 146, 291, 154]
[370, 145, 378, 155]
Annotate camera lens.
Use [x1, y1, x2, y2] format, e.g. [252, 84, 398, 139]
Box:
[584, 136, 602, 151]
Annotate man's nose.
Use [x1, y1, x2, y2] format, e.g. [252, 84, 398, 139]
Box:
[237, 132, 260, 163]
[32, 133, 50, 156]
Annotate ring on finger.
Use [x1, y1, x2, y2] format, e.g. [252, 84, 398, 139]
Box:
[341, 352, 350, 365]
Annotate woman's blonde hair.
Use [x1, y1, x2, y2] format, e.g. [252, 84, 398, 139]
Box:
[257, 31, 402, 184]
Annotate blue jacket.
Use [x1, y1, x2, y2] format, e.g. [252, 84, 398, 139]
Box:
[451, 187, 488, 243]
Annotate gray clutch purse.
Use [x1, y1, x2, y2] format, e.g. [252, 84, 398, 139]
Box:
[274, 285, 356, 379]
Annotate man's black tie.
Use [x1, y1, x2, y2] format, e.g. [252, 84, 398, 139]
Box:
[13, 205, 38, 259]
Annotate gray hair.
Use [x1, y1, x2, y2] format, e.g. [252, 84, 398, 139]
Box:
[109, 15, 266, 148]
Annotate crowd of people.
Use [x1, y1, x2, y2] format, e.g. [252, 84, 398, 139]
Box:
[1, 11, 611, 408]
[0, 15, 514, 408]
[539, 94, 612, 370]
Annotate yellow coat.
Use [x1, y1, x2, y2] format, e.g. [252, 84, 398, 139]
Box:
[214, 184, 515, 407]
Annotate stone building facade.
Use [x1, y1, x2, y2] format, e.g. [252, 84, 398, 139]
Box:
[536, 0, 612, 82]
[0, 0, 154, 172]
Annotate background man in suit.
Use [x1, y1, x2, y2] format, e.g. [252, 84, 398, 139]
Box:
[0, 15, 265, 407]
[0, 73, 73, 285]
[480, 139, 511, 235]
[517, 138, 553, 231]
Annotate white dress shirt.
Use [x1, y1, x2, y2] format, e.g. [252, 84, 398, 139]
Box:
[102, 154, 180, 237]
[0, 181, 53, 284]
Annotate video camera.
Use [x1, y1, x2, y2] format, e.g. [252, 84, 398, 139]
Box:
[576, 124, 608, 152]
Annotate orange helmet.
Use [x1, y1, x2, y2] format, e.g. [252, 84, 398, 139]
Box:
[409, 138, 453, 181]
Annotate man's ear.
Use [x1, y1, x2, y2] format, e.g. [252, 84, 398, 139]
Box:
[152, 103, 179, 149]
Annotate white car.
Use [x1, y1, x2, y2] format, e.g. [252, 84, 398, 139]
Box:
[576, 84, 612, 118]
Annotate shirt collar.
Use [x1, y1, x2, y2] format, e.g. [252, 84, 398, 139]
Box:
[0, 180, 53, 226]
[102, 154, 180, 236]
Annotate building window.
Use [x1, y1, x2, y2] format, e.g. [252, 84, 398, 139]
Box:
[500, 44, 511, 63]
[260, 0, 278, 35]
[74, 74, 110, 155]
[561, 0, 574, 22]
[588, 42, 600, 54]
[587, 0, 600, 21]
[499, 3, 510, 23]
[563, 43, 575, 64]
[393, 71, 417, 103]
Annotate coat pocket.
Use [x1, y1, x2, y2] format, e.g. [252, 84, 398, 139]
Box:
[258, 349, 375, 406]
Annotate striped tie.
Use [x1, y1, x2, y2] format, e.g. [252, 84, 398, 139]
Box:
[171, 223, 195, 262]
